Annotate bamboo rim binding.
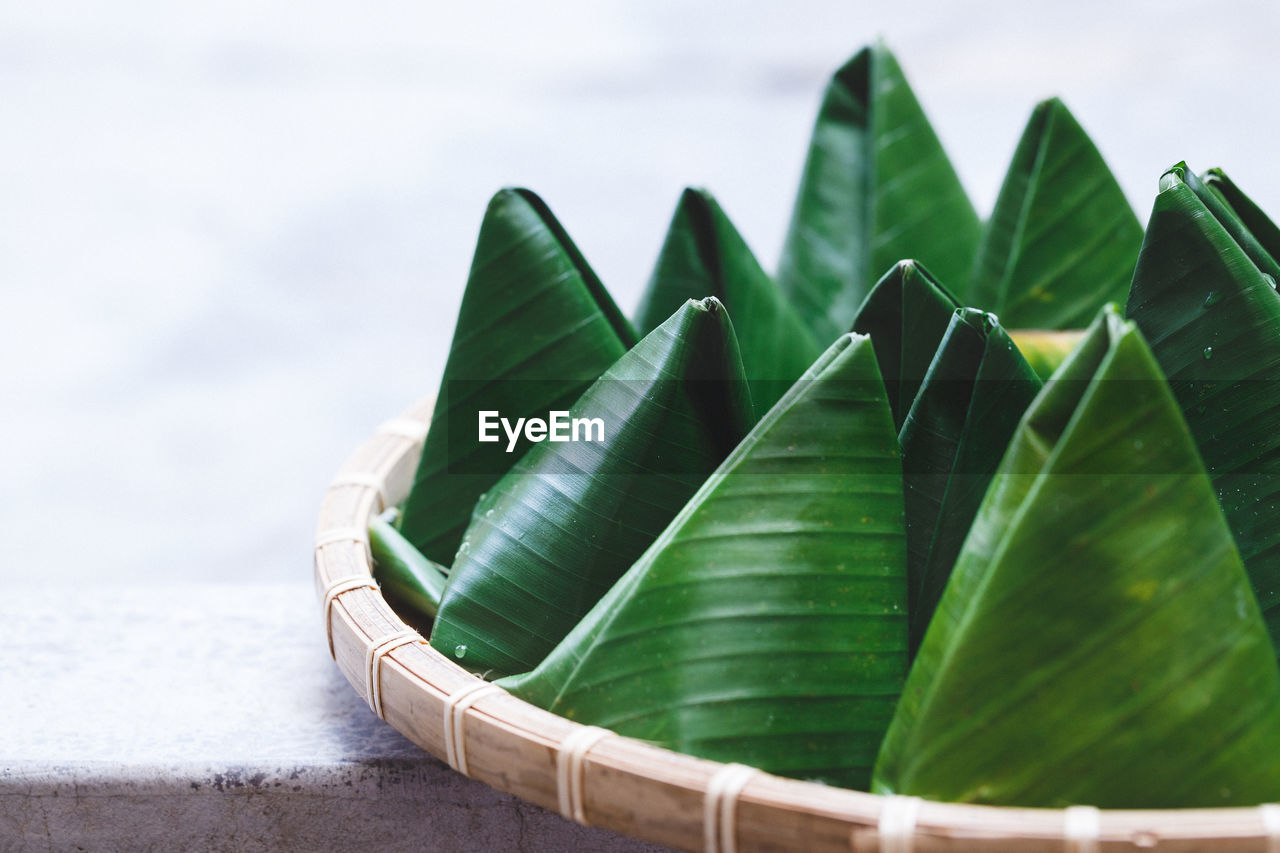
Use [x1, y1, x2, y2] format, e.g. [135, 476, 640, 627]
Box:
[704, 763, 758, 853]
[315, 398, 1280, 853]
[556, 725, 614, 824]
[442, 680, 504, 776]
[319, 574, 376, 657]
[365, 628, 423, 719]
[876, 796, 921, 853]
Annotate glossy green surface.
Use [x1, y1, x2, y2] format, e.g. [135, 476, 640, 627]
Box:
[1203, 167, 1280, 272]
[776, 43, 980, 344]
[1127, 164, 1280, 651]
[500, 334, 906, 789]
[967, 99, 1142, 327]
[634, 188, 821, 413]
[898, 308, 1041, 655]
[398, 188, 636, 566]
[430, 298, 754, 678]
[850, 260, 960, 429]
[874, 307, 1280, 808]
[1180, 165, 1280, 282]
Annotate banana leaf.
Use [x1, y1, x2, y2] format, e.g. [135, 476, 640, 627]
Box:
[1126, 164, 1280, 651]
[966, 98, 1142, 328]
[633, 187, 822, 413]
[850, 259, 960, 429]
[430, 298, 755, 677]
[1203, 167, 1280, 271]
[1177, 165, 1280, 282]
[499, 333, 907, 789]
[1008, 329, 1086, 380]
[898, 308, 1042, 655]
[776, 42, 980, 343]
[873, 306, 1280, 808]
[370, 512, 448, 627]
[398, 188, 637, 566]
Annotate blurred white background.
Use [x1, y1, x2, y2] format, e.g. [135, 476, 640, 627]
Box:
[2, 0, 1277, 583]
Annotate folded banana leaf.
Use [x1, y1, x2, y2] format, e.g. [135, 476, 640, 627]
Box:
[398, 188, 637, 566]
[1126, 163, 1280, 650]
[499, 333, 907, 789]
[1203, 167, 1280, 271]
[850, 259, 960, 429]
[1177, 165, 1280, 282]
[874, 306, 1280, 808]
[633, 187, 822, 412]
[370, 513, 448, 627]
[966, 98, 1142, 327]
[430, 298, 755, 677]
[898, 308, 1042, 655]
[776, 42, 980, 343]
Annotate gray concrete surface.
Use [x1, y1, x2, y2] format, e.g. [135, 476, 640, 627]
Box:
[0, 583, 667, 851]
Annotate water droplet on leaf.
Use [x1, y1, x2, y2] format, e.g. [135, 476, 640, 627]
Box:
[1203, 346, 1214, 360]
[454, 644, 467, 659]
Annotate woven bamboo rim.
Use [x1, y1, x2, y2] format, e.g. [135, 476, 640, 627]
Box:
[314, 398, 1280, 852]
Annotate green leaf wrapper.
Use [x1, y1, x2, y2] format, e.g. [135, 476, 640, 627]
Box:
[898, 308, 1042, 654]
[850, 259, 961, 429]
[1127, 163, 1280, 652]
[501, 334, 907, 789]
[967, 98, 1142, 327]
[634, 187, 822, 413]
[777, 42, 979, 343]
[430, 298, 754, 677]
[874, 306, 1280, 808]
[399, 188, 636, 566]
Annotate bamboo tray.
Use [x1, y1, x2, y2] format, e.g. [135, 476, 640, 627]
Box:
[314, 398, 1280, 852]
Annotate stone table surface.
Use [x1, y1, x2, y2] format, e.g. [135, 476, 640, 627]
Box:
[0, 582, 669, 852]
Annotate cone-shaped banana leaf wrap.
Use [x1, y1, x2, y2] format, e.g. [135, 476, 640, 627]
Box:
[370, 514, 448, 628]
[633, 187, 822, 412]
[967, 98, 1142, 327]
[873, 306, 1280, 808]
[499, 333, 907, 789]
[431, 298, 755, 677]
[776, 42, 980, 343]
[1127, 164, 1280, 652]
[398, 188, 637, 566]
[1175, 165, 1280, 283]
[1203, 167, 1280, 268]
[850, 260, 960, 429]
[898, 308, 1042, 655]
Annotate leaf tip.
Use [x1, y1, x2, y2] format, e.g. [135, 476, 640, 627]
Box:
[1034, 95, 1068, 114]
[1159, 162, 1191, 192]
